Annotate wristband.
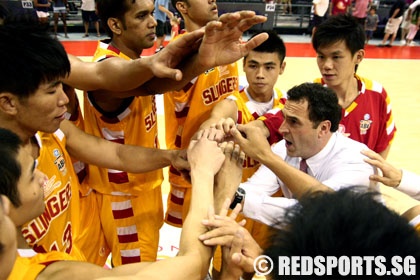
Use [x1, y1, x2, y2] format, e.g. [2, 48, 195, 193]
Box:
[230, 187, 246, 210]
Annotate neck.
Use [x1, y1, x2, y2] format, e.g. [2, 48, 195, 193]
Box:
[16, 227, 31, 249]
[0, 121, 33, 146]
[330, 76, 358, 109]
[110, 39, 142, 60]
[247, 88, 273, 103]
[184, 18, 205, 32]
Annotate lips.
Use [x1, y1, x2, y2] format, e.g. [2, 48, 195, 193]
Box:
[322, 73, 335, 80]
[254, 83, 266, 87]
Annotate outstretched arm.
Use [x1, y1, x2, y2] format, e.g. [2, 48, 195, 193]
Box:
[200, 199, 262, 279]
[61, 120, 189, 174]
[65, 29, 205, 92]
[142, 11, 268, 93]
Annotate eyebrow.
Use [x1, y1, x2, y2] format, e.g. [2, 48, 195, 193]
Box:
[247, 59, 277, 66]
[317, 50, 343, 56]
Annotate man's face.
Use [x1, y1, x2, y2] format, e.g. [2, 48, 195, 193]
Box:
[184, 0, 219, 27]
[279, 99, 323, 159]
[0, 196, 17, 280]
[316, 40, 361, 89]
[15, 81, 69, 136]
[119, 0, 157, 52]
[9, 146, 47, 227]
[243, 51, 285, 100]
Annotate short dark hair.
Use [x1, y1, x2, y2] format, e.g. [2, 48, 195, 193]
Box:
[0, 22, 70, 99]
[244, 30, 286, 64]
[0, 128, 23, 207]
[97, 0, 135, 38]
[312, 14, 365, 56]
[265, 188, 420, 279]
[286, 83, 342, 132]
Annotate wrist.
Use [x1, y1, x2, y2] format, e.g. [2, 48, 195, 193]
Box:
[393, 169, 403, 188]
[230, 187, 246, 210]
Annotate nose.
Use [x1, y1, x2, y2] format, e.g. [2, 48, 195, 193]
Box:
[256, 67, 264, 79]
[150, 15, 157, 27]
[58, 85, 69, 107]
[322, 57, 333, 70]
[278, 120, 288, 135]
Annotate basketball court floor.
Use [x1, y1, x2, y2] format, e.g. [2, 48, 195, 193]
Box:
[61, 34, 420, 262]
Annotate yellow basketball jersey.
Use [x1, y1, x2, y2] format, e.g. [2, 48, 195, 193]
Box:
[82, 41, 163, 195]
[21, 131, 85, 260]
[164, 33, 239, 188]
[9, 251, 77, 280]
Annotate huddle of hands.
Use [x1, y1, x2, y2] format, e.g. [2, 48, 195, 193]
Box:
[185, 121, 265, 279]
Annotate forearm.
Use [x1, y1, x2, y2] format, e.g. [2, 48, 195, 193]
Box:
[178, 168, 214, 277]
[37, 261, 113, 280]
[63, 121, 176, 173]
[141, 53, 205, 93]
[115, 145, 176, 173]
[66, 55, 155, 92]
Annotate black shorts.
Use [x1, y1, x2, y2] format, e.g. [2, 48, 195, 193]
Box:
[82, 10, 99, 22]
[156, 20, 165, 37]
[312, 14, 326, 27]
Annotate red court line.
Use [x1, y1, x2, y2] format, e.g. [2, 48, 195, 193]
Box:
[61, 41, 420, 59]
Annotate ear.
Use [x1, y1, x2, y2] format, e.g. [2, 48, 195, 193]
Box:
[0, 93, 18, 116]
[318, 120, 331, 137]
[107, 17, 122, 35]
[279, 60, 286, 75]
[355, 49, 364, 65]
[176, 1, 188, 14]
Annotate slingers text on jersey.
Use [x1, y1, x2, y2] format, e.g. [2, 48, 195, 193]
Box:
[22, 182, 72, 246]
[145, 96, 158, 132]
[202, 76, 238, 105]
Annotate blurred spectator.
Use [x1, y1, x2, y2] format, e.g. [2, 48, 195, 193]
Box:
[52, 0, 69, 38]
[405, 1, 420, 45]
[352, 0, 372, 25]
[329, 0, 352, 16]
[170, 16, 181, 39]
[81, 0, 100, 37]
[309, 0, 329, 35]
[281, 0, 292, 14]
[378, 0, 406, 47]
[365, 6, 379, 43]
[33, 0, 51, 27]
[154, 0, 173, 52]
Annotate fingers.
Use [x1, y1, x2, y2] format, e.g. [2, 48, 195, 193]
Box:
[241, 32, 269, 52]
[236, 15, 268, 33]
[196, 127, 222, 141]
[230, 229, 244, 256]
[218, 198, 231, 218]
[150, 60, 183, 80]
[230, 125, 247, 146]
[176, 28, 205, 48]
[215, 117, 236, 134]
[361, 149, 383, 162]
